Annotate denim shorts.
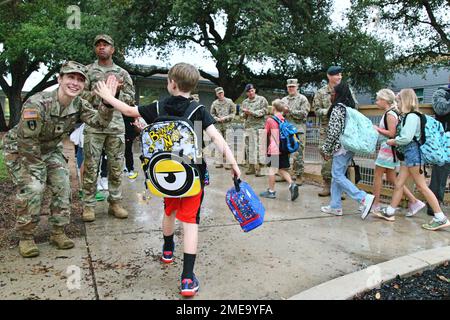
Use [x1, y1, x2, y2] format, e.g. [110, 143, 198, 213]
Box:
[402, 142, 424, 167]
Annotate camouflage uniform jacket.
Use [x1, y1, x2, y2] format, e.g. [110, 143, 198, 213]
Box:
[210, 98, 236, 123]
[3, 89, 112, 174]
[241, 94, 268, 127]
[82, 61, 135, 135]
[313, 84, 359, 119]
[281, 93, 310, 125]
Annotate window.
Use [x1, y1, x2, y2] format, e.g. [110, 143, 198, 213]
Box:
[414, 88, 424, 104]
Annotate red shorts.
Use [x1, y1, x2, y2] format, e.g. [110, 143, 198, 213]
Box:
[163, 190, 204, 224]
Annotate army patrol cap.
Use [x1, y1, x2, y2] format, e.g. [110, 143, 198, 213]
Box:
[245, 84, 255, 92]
[327, 66, 343, 75]
[60, 61, 88, 79]
[286, 79, 298, 87]
[94, 34, 114, 46]
[215, 87, 224, 94]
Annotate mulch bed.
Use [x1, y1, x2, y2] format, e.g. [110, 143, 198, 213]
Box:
[0, 179, 84, 250]
[355, 262, 450, 300]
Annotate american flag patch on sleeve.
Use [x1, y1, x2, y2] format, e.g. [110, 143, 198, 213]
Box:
[22, 109, 39, 120]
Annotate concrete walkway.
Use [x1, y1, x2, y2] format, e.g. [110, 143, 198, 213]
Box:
[1, 164, 449, 300]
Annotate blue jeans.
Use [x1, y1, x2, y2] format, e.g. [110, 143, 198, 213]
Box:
[427, 163, 450, 214]
[331, 151, 367, 209]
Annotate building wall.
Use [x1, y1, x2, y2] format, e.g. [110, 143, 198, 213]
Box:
[355, 66, 449, 105]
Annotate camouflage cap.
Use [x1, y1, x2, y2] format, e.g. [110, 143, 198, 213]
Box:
[286, 79, 298, 87]
[215, 87, 224, 94]
[94, 34, 114, 46]
[327, 66, 343, 75]
[60, 61, 87, 79]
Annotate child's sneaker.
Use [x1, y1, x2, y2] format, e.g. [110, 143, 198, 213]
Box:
[161, 248, 174, 264]
[127, 170, 138, 179]
[289, 183, 299, 201]
[360, 194, 375, 220]
[260, 189, 276, 199]
[180, 274, 200, 297]
[321, 206, 343, 216]
[422, 218, 450, 231]
[406, 200, 426, 217]
[373, 207, 395, 222]
[95, 191, 106, 202]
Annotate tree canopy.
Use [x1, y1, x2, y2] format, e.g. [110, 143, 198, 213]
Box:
[122, 0, 395, 99]
[349, 0, 450, 68]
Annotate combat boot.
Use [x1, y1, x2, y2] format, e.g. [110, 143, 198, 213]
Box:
[318, 182, 331, 197]
[19, 233, 39, 258]
[108, 201, 128, 219]
[82, 206, 95, 222]
[50, 226, 74, 250]
[255, 164, 264, 177]
[245, 164, 256, 175]
[296, 175, 304, 186]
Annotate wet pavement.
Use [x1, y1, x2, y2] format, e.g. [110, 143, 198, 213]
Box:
[1, 160, 449, 300]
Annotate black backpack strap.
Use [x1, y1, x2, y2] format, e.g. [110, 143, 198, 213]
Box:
[183, 101, 204, 121]
[383, 108, 399, 162]
[271, 115, 282, 125]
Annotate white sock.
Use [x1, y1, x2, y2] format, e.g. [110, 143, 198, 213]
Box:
[434, 212, 446, 222]
[386, 206, 396, 216]
[269, 189, 275, 193]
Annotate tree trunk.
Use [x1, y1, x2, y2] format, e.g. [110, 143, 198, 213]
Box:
[8, 90, 23, 129]
[222, 82, 243, 102]
[0, 102, 8, 132]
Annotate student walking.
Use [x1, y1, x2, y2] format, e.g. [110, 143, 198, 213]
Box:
[94, 62, 241, 297]
[259, 99, 299, 201]
[319, 82, 375, 218]
[375, 89, 450, 231]
[372, 89, 424, 215]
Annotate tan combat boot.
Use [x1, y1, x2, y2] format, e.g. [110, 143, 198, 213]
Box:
[108, 201, 128, 219]
[296, 175, 304, 186]
[215, 164, 224, 168]
[318, 182, 331, 197]
[245, 164, 256, 175]
[82, 206, 95, 222]
[50, 226, 75, 250]
[255, 164, 264, 177]
[19, 233, 39, 258]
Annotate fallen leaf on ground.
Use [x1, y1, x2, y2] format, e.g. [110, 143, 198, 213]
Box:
[437, 275, 450, 283]
[375, 292, 381, 299]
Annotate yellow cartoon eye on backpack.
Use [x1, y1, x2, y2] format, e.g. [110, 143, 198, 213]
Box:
[146, 153, 201, 198]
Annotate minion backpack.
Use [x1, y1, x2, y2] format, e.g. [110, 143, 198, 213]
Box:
[140, 101, 204, 198]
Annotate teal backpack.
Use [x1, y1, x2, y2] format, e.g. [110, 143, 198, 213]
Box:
[339, 104, 378, 155]
[402, 112, 450, 166]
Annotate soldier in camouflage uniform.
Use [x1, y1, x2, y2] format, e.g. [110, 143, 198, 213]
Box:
[241, 84, 268, 176]
[313, 66, 358, 196]
[281, 79, 310, 185]
[210, 87, 236, 169]
[82, 35, 135, 222]
[2, 61, 113, 257]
